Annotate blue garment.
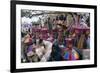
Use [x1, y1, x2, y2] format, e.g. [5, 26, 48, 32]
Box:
[64, 52, 69, 60]
[64, 51, 76, 60]
[27, 45, 33, 52]
[51, 40, 62, 61]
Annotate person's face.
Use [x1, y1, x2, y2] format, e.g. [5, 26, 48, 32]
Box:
[36, 33, 39, 39]
[67, 43, 73, 50]
[39, 34, 43, 39]
[58, 33, 63, 42]
[75, 29, 79, 34]
[86, 30, 90, 35]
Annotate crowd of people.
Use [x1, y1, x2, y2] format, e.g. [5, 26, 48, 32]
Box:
[21, 12, 90, 63]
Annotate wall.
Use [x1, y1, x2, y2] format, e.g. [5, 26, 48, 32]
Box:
[0, 0, 99, 73]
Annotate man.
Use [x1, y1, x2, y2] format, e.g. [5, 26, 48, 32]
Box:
[50, 32, 64, 61]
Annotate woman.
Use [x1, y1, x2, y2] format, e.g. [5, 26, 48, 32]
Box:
[63, 38, 82, 60]
[21, 32, 33, 62]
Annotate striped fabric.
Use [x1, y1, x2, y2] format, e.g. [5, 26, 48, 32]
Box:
[64, 49, 79, 60]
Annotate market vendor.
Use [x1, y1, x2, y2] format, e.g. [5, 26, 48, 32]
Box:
[63, 38, 82, 60]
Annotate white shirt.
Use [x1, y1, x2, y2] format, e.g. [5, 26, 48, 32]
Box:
[41, 40, 52, 62]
